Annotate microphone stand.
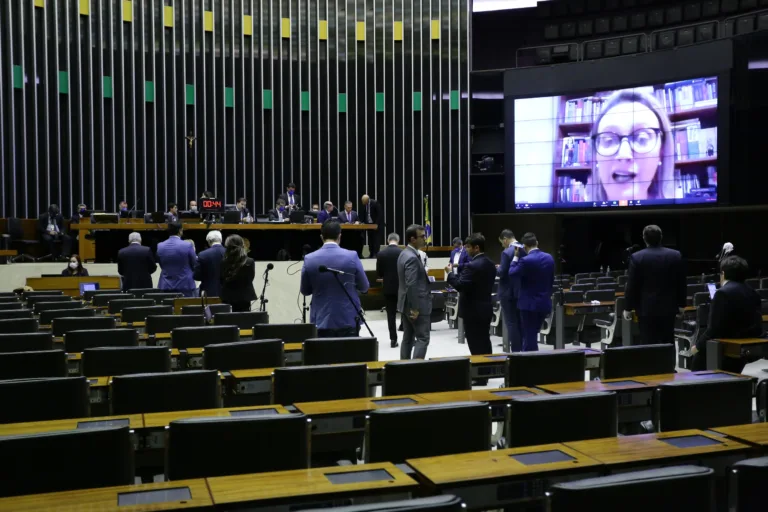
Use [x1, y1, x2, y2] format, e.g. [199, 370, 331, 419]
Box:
[258, 267, 271, 312]
[301, 250, 310, 323]
[329, 272, 374, 337]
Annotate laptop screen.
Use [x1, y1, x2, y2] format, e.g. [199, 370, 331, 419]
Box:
[707, 283, 717, 299]
[79, 282, 98, 295]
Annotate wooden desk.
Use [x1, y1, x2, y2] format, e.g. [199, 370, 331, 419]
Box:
[71, 223, 377, 232]
[207, 462, 417, 509]
[0, 478, 212, 511]
[407, 444, 602, 510]
[0, 414, 143, 437]
[295, 395, 429, 435]
[565, 429, 752, 473]
[417, 387, 546, 420]
[26, 276, 122, 297]
[707, 337, 768, 370]
[712, 422, 768, 447]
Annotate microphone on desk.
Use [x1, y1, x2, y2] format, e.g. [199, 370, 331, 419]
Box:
[318, 265, 348, 276]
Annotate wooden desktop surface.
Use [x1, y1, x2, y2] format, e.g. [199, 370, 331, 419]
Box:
[0, 414, 144, 437]
[564, 429, 750, 466]
[0, 478, 212, 511]
[26, 276, 123, 297]
[71, 223, 376, 231]
[407, 444, 602, 486]
[294, 395, 429, 416]
[207, 462, 416, 505]
[416, 387, 546, 404]
[632, 370, 745, 386]
[537, 376, 652, 394]
[143, 404, 290, 428]
[230, 359, 390, 380]
[712, 422, 768, 447]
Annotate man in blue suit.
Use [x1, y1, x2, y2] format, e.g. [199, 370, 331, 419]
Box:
[497, 229, 524, 352]
[509, 232, 554, 352]
[193, 230, 225, 298]
[301, 220, 370, 337]
[156, 222, 197, 298]
[448, 237, 470, 276]
[317, 201, 334, 224]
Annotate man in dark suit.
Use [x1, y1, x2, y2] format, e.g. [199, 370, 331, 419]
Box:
[117, 232, 157, 291]
[498, 229, 524, 352]
[38, 204, 72, 261]
[361, 194, 384, 257]
[509, 232, 555, 352]
[278, 182, 301, 211]
[338, 201, 359, 224]
[448, 237, 470, 276]
[267, 199, 289, 222]
[166, 202, 179, 223]
[235, 197, 253, 224]
[377, 233, 403, 348]
[623, 225, 686, 345]
[193, 230, 226, 298]
[317, 201, 334, 224]
[446, 234, 498, 370]
[691, 256, 763, 372]
[397, 224, 431, 359]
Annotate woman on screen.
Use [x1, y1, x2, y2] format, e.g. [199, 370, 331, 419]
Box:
[590, 89, 676, 202]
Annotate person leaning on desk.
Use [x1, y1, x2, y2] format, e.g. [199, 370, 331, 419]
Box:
[690, 255, 764, 373]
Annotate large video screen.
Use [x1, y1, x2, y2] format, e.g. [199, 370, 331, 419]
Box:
[513, 77, 719, 209]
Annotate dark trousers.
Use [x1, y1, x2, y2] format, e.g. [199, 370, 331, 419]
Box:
[230, 301, 252, 313]
[318, 326, 360, 338]
[384, 294, 398, 343]
[500, 298, 523, 352]
[519, 309, 547, 352]
[369, 228, 383, 257]
[42, 233, 72, 258]
[464, 319, 493, 356]
[401, 314, 430, 359]
[638, 315, 676, 345]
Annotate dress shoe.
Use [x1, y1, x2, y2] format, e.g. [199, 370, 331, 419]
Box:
[390, 342, 399, 348]
[398, 324, 404, 332]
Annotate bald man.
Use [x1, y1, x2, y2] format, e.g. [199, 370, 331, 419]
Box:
[361, 194, 384, 258]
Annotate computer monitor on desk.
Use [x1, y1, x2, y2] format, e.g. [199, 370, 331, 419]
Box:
[79, 282, 99, 296]
[223, 210, 242, 224]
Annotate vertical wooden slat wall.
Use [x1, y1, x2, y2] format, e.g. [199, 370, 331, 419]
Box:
[0, 0, 469, 245]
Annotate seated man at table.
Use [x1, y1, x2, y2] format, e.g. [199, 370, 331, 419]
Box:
[156, 222, 197, 298]
[38, 204, 72, 261]
[267, 199, 289, 222]
[691, 255, 764, 373]
[317, 201, 335, 224]
[166, 202, 179, 223]
[235, 197, 253, 224]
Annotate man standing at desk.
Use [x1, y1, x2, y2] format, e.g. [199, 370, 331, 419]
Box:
[498, 229, 524, 352]
[193, 230, 225, 298]
[278, 182, 301, 211]
[446, 234, 497, 364]
[623, 225, 686, 345]
[691, 255, 763, 372]
[39, 204, 72, 261]
[361, 194, 383, 258]
[117, 232, 157, 291]
[397, 224, 431, 359]
[509, 232, 555, 352]
[156, 222, 197, 298]
[300, 221, 369, 337]
[377, 233, 403, 348]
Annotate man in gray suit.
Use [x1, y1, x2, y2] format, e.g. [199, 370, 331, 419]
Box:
[397, 224, 432, 359]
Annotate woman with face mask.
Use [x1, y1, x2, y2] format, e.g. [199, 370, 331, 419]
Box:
[62, 254, 89, 277]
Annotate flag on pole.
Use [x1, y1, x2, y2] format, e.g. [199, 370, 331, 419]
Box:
[424, 196, 432, 245]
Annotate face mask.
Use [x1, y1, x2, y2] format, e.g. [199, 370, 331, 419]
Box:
[190, 206, 197, 212]
[278, 206, 285, 212]
[79, 208, 86, 214]
[121, 207, 127, 212]
[69, 262, 78, 270]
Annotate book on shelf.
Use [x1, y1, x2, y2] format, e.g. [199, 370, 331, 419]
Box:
[564, 97, 604, 123]
[655, 78, 717, 113]
[556, 176, 588, 203]
[560, 135, 592, 167]
[671, 119, 703, 161]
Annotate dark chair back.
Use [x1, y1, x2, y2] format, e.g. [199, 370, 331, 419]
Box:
[0, 350, 67, 379]
[166, 414, 310, 480]
[745, 278, 761, 290]
[617, 275, 628, 287]
[23, 290, 64, 299]
[64, 328, 138, 353]
[203, 339, 284, 371]
[303, 337, 378, 365]
[121, 305, 173, 324]
[687, 284, 707, 297]
[181, 304, 233, 316]
[0, 332, 53, 353]
[758, 380, 768, 422]
[560, 291, 585, 303]
[757, 288, 768, 301]
[601, 344, 676, 380]
[145, 314, 204, 335]
[585, 290, 616, 302]
[82, 346, 171, 376]
[0, 309, 34, 321]
[251, 323, 318, 342]
[653, 378, 753, 432]
[328, 496, 465, 512]
[0, 376, 90, 424]
[83, 289, 124, 301]
[110, 370, 221, 414]
[547, 466, 714, 512]
[693, 292, 711, 306]
[144, 292, 184, 303]
[91, 293, 131, 307]
[40, 307, 95, 325]
[52, 316, 116, 337]
[730, 456, 768, 512]
[507, 350, 585, 387]
[272, 363, 368, 405]
[26, 295, 72, 307]
[576, 278, 596, 285]
[128, 288, 162, 298]
[0, 426, 134, 498]
[596, 277, 616, 284]
[506, 392, 618, 447]
[214, 311, 270, 330]
[383, 358, 471, 395]
[33, 300, 84, 314]
[570, 283, 594, 293]
[171, 325, 241, 350]
[366, 402, 491, 463]
[107, 298, 154, 315]
[0, 302, 23, 311]
[596, 283, 619, 291]
[0, 318, 39, 334]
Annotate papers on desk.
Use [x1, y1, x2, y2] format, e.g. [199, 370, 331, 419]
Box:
[589, 300, 602, 305]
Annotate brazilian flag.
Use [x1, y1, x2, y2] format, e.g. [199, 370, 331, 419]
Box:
[424, 195, 432, 245]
